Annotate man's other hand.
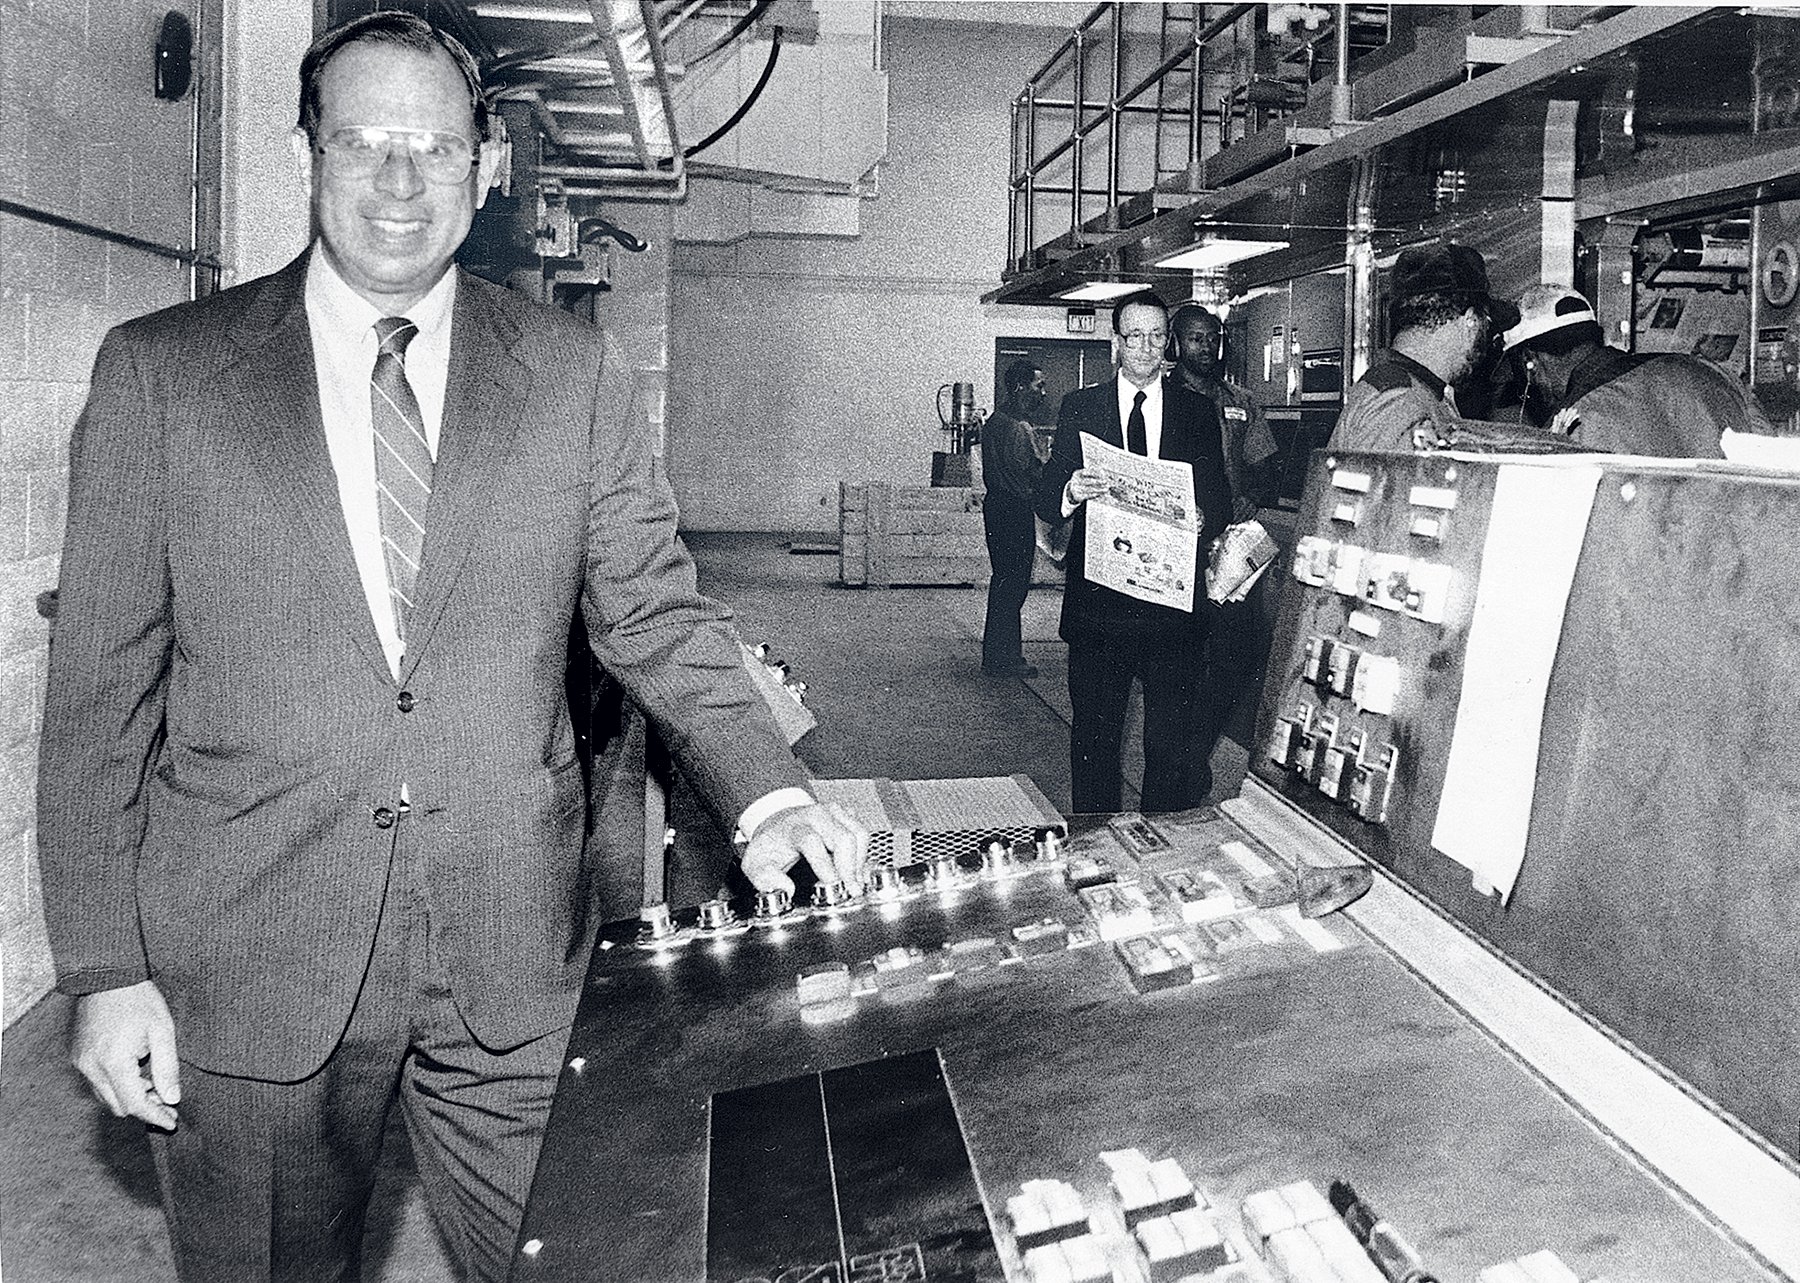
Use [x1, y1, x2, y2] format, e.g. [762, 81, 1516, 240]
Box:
[72, 980, 180, 1130]
[1064, 468, 1109, 508]
[741, 801, 868, 895]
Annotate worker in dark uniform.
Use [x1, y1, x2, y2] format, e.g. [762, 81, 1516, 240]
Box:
[1500, 284, 1774, 455]
[980, 359, 1048, 678]
[1330, 243, 1518, 452]
[1169, 303, 1280, 769]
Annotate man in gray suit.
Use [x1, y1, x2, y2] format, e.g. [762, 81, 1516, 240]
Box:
[36, 14, 863, 1282]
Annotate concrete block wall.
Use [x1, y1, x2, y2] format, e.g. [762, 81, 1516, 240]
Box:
[1, 2, 202, 1026]
[666, 14, 1080, 532]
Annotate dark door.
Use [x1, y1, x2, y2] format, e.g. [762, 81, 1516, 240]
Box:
[994, 337, 1115, 427]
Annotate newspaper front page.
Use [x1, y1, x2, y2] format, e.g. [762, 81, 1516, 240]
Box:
[1078, 431, 1199, 612]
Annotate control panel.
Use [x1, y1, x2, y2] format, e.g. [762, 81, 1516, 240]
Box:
[1252, 455, 1487, 860]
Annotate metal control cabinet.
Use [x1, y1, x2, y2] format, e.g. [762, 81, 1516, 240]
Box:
[1252, 450, 1800, 1165]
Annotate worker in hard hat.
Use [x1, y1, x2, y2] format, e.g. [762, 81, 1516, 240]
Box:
[1500, 284, 1774, 456]
[1329, 243, 1519, 453]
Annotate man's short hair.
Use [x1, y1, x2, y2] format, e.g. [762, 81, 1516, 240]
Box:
[1003, 359, 1041, 395]
[1169, 302, 1221, 334]
[298, 12, 492, 145]
[1391, 292, 1476, 335]
[1111, 289, 1169, 333]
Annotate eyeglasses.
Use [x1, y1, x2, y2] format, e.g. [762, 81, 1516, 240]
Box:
[1120, 330, 1168, 348]
[317, 126, 477, 185]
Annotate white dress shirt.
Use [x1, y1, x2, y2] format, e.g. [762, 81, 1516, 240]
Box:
[1115, 372, 1166, 459]
[305, 250, 455, 681]
[302, 251, 810, 842]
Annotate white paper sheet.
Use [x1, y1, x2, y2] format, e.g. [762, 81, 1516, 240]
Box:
[1078, 431, 1198, 611]
[1430, 463, 1601, 901]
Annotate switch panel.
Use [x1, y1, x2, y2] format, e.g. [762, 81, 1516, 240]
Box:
[1254, 454, 1490, 860]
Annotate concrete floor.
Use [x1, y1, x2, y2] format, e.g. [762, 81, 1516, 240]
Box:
[0, 533, 1250, 1282]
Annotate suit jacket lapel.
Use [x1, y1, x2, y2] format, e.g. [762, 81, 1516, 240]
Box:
[222, 254, 392, 684]
[399, 273, 530, 682]
[1159, 378, 1195, 462]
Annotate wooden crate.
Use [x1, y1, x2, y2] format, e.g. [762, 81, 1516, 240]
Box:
[840, 481, 1068, 588]
[840, 481, 985, 586]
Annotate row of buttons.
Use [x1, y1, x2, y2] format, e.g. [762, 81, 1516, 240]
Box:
[1291, 537, 1454, 625]
[371, 691, 421, 827]
[1299, 635, 1399, 717]
[1266, 705, 1397, 825]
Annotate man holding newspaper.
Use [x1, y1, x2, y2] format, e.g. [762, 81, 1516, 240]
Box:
[1035, 289, 1275, 815]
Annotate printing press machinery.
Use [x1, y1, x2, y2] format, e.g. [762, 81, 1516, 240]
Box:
[515, 451, 1800, 1283]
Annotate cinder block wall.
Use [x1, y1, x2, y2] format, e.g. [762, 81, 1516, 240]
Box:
[1, 3, 202, 1025]
[665, 14, 1079, 532]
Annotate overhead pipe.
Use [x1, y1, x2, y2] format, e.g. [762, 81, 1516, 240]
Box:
[1344, 155, 1378, 382]
[1332, 2, 1352, 125]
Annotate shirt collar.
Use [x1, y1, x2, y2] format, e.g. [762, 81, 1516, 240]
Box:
[1118, 372, 1163, 404]
[304, 247, 459, 345]
[1386, 349, 1447, 397]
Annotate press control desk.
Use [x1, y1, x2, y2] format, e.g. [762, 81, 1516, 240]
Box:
[513, 803, 1792, 1282]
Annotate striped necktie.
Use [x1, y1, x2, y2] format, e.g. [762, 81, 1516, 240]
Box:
[371, 316, 431, 646]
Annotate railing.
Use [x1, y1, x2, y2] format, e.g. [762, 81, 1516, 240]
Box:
[1005, 3, 1261, 276]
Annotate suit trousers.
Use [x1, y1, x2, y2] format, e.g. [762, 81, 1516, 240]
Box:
[981, 493, 1037, 668]
[1190, 575, 1275, 765]
[1067, 630, 1213, 814]
[150, 826, 569, 1283]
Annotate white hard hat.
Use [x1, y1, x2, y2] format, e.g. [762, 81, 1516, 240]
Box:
[1501, 285, 1598, 351]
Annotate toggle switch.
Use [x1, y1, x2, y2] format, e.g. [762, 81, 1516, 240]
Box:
[1347, 744, 1399, 824]
[1317, 727, 1363, 801]
[1291, 535, 1333, 586]
[1267, 703, 1313, 770]
[1301, 635, 1329, 686]
[1329, 543, 1365, 596]
[1326, 641, 1359, 697]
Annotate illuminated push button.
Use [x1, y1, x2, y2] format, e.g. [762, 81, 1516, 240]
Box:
[980, 838, 1014, 879]
[639, 903, 677, 939]
[811, 880, 855, 909]
[697, 898, 737, 930]
[1035, 827, 1064, 862]
[372, 806, 396, 829]
[752, 888, 792, 920]
[869, 866, 906, 900]
[924, 854, 959, 890]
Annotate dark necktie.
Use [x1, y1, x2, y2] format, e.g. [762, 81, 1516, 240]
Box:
[1127, 387, 1148, 455]
[371, 316, 432, 646]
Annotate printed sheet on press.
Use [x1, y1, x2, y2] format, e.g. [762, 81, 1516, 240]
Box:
[1078, 431, 1198, 612]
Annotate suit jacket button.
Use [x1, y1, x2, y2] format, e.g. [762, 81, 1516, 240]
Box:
[396, 691, 415, 713]
[373, 807, 397, 829]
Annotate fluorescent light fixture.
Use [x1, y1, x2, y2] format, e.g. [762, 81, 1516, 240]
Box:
[1229, 285, 1282, 307]
[1056, 281, 1146, 302]
[1154, 238, 1290, 271]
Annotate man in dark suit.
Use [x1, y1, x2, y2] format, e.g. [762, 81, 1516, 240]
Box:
[36, 14, 863, 1282]
[1034, 290, 1234, 814]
